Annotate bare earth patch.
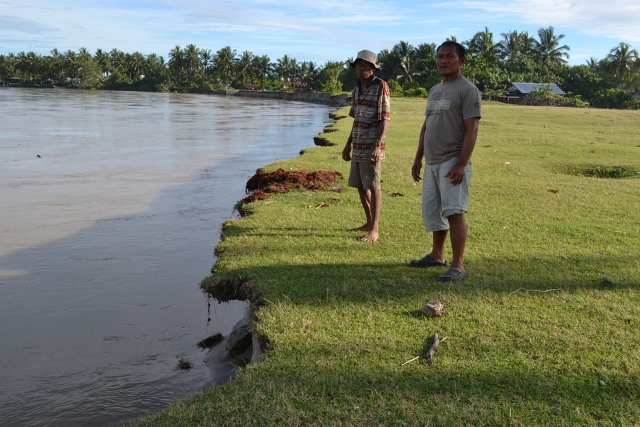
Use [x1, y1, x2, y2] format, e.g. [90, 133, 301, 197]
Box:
[242, 168, 343, 204]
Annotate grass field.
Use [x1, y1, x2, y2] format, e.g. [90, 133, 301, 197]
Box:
[132, 99, 640, 426]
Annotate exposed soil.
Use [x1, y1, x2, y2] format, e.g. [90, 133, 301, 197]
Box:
[313, 135, 335, 146]
[199, 275, 272, 357]
[241, 168, 343, 205]
[201, 275, 261, 306]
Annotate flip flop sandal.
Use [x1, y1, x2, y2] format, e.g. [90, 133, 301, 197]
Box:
[438, 268, 468, 282]
[410, 254, 449, 268]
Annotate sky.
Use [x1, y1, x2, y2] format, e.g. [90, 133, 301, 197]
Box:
[1, 0, 639, 66]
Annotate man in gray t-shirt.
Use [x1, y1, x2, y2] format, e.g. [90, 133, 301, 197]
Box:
[410, 41, 481, 282]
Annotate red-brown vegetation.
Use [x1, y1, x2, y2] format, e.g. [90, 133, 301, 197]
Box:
[243, 168, 343, 203]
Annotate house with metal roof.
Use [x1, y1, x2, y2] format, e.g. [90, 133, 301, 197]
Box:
[506, 82, 566, 97]
[489, 82, 567, 104]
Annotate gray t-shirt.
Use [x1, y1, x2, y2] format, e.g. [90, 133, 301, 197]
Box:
[423, 76, 481, 165]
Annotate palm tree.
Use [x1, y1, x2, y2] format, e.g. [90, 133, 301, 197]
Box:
[251, 55, 272, 85]
[78, 47, 92, 61]
[94, 49, 112, 78]
[298, 61, 318, 89]
[199, 49, 213, 78]
[168, 45, 184, 82]
[144, 53, 165, 78]
[49, 48, 64, 80]
[391, 41, 424, 85]
[14, 51, 35, 82]
[498, 30, 534, 64]
[183, 44, 201, 83]
[275, 54, 297, 87]
[214, 46, 237, 86]
[606, 42, 639, 89]
[41, 54, 55, 81]
[533, 26, 570, 64]
[127, 52, 145, 80]
[377, 41, 426, 86]
[532, 83, 554, 98]
[586, 57, 599, 72]
[415, 43, 436, 61]
[0, 54, 16, 82]
[376, 48, 393, 80]
[466, 27, 498, 64]
[64, 50, 78, 83]
[235, 50, 253, 85]
[74, 49, 101, 88]
[109, 48, 126, 74]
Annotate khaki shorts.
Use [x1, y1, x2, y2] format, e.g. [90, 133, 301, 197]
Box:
[348, 161, 382, 190]
[422, 157, 471, 232]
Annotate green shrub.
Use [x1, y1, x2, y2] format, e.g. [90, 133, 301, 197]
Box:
[559, 163, 640, 179]
[404, 87, 428, 97]
[387, 79, 403, 96]
[591, 88, 632, 109]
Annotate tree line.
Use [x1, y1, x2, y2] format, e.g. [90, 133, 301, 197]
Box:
[1, 26, 638, 109]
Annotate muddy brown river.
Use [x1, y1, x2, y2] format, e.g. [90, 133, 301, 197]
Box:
[0, 89, 330, 426]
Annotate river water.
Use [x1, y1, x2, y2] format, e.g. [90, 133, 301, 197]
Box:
[0, 89, 331, 426]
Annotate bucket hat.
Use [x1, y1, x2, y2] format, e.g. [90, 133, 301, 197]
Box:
[349, 50, 381, 70]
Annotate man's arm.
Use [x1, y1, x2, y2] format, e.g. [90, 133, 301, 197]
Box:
[369, 118, 389, 163]
[342, 89, 357, 162]
[444, 117, 479, 186]
[411, 118, 427, 182]
[342, 131, 353, 161]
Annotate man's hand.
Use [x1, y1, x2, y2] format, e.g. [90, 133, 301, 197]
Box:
[369, 146, 382, 164]
[444, 163, 466, 186]
[342, 144, 351, 161]
[411, 159, 422, 182]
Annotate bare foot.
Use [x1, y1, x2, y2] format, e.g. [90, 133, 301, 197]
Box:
[361, 231, 378, 242]
[351, 224, 371, 231]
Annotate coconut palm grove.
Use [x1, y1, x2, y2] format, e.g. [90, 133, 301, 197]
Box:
[1, 26, 639, 109]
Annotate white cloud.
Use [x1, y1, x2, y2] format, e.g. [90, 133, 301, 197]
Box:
[438, 0, 640, 42]
[0, 15, 57, 34]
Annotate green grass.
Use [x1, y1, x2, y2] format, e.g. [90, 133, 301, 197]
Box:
[131, 100, 640, 426]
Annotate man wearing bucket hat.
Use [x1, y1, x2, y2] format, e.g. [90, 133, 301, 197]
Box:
[342, 49, 391, 242]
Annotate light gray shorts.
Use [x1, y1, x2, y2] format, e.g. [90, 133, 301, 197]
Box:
[348, 161, 382, 190]
[422, 157, 471, 232]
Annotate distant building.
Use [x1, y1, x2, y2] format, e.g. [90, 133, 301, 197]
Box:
[7, 77, 22, 86]
[492, 82, 566, 104]
[505, 82, 566, 97]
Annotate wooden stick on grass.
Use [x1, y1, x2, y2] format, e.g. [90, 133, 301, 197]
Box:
[402, 333, 448, 365]
[401, 356, 420, 366]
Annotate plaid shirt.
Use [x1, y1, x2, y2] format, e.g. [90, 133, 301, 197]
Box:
[349, 76, 391, 162]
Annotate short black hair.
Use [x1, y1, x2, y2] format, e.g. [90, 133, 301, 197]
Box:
[436, 41, 466, 58]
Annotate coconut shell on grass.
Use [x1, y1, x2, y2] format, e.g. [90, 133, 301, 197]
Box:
[421, 300, 446, 317]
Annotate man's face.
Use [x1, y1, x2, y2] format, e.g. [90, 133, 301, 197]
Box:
[436, 45, 465, 78]
[354, 60, 375, 82]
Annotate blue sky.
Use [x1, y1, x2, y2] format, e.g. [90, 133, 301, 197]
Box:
[1, 0, 639, 66]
